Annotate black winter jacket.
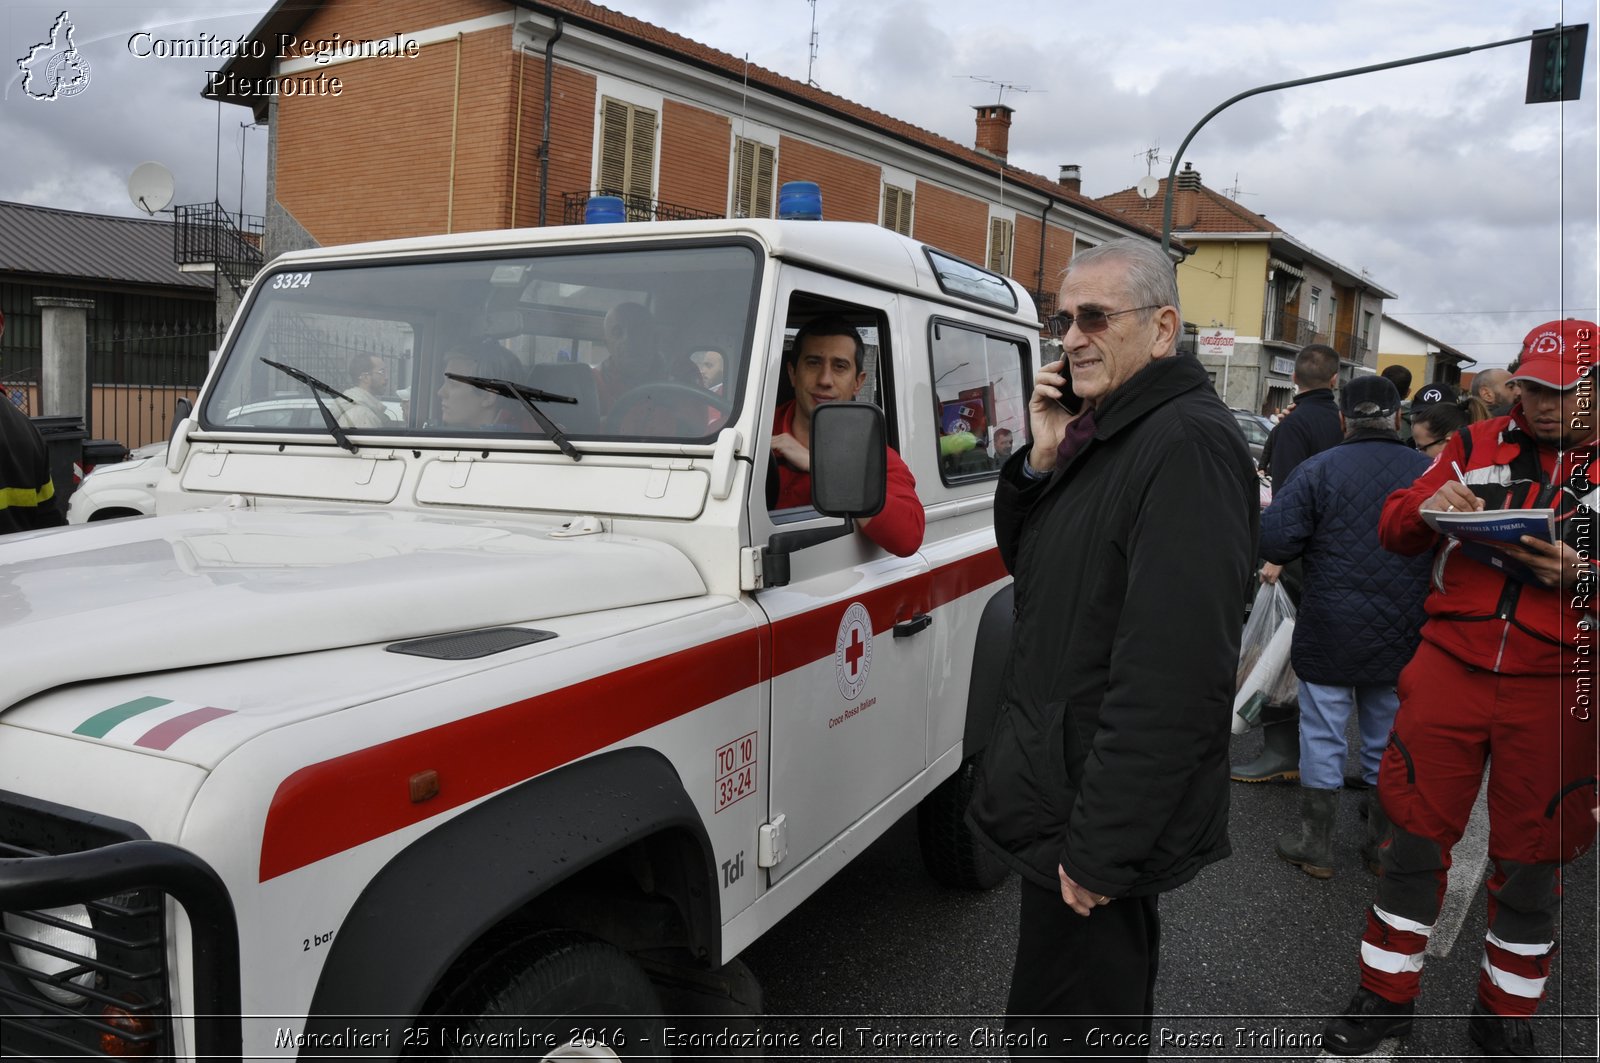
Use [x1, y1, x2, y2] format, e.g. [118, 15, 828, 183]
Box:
[1259, 431, 1432, 684]
[966, 356, 1258, 898]
[1267, 388, 1341, 489]
[0, 390, 67, 536]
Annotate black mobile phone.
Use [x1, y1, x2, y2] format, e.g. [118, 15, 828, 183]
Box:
[1054, 359, 1083, 415]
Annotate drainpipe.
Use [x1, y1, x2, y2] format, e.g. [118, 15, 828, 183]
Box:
[538, 14, 565, 226]
[1035, 198, 1054, 316]
[447, 33, 462, 233]
[511, 44, 529, 227]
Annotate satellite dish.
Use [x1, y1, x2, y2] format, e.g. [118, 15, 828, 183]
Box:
[1135, 176, 1160, 200]
[128, 162, 175, 215]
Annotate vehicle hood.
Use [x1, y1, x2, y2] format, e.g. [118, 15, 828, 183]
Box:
[0, 509, 706, 709]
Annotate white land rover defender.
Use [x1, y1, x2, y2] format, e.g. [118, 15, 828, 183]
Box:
[0, 218, 1041, 1061]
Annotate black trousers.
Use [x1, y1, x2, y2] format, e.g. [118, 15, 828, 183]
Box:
[1004, 878, 1160, 1059]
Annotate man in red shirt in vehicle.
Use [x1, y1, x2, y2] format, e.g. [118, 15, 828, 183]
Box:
[770, 315, 924, 557]
[1324, 319, 1597, 1059]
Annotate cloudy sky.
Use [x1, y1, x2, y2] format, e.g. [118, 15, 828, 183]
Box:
[3, 0, 1595, 367]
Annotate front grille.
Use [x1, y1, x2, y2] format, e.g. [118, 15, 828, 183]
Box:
[0, 795, 173, 1061]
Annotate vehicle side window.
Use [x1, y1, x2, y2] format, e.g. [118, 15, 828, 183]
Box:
[929, 319, 1031, 482]
[768, 296, 893, 520]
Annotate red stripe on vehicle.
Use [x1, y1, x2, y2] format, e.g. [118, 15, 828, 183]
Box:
[258, 548, 1007, 881]
[134, 706, 234, 750]
[260, 629, 763, 881]
[768, 547, 1007, 676]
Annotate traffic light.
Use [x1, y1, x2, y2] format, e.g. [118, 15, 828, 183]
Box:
[1525, 23, 1589, 103]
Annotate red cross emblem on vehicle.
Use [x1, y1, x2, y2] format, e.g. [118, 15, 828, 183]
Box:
[834, 602, 873, 701]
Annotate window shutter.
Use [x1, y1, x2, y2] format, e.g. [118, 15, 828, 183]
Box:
[734, 140, 755, 218]
[598, 98, 628, 196]
[753, 143, 775, 218]
[882, 185, 912, 235]
[733, 139, 776, 219]
[988, 218, 1014, 274]
[597, 97, 657, 218]
[626, 104, 657, 208]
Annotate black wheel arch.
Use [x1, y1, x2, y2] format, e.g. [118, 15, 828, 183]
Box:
[961, 583, 1013, 756]
[299, 746, 717, 1057]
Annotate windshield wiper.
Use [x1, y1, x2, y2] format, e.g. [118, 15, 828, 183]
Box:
[260, 359, 358, 454]
[444, 373, 584, 461]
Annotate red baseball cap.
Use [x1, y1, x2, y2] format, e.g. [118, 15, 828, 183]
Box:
[1509, 318, 1596, 390]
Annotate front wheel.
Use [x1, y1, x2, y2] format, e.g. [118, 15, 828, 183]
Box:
[917, 753, 1011, 890]
[417, 930, 664, 1062]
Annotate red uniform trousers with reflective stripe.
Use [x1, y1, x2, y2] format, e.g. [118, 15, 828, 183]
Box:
[1359, 638, 1596, 1016]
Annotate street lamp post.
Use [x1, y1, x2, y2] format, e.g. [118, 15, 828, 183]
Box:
[1160, 25, 1587, 255]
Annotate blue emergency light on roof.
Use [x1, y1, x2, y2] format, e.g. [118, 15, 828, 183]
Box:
[777, 181, 822, 220]
[584, 195, 626, 224]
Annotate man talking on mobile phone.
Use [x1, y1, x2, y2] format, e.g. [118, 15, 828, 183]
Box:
[966, 239, 1258, 1057]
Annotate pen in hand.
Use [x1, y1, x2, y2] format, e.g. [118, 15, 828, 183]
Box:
[1445, 461, 1480, 513]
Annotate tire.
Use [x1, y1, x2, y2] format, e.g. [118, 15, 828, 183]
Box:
[417, 930, 665, 1062]
[917, 754, 1010, 890]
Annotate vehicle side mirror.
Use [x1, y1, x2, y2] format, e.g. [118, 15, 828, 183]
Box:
[170, 397, 193, 438]
[809, 401, 886, 518]
[760, 402, 890, 589]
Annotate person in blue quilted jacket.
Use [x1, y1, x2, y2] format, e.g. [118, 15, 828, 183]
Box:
[1258, 374, 1432, 878]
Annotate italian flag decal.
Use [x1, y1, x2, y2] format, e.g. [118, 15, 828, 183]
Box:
[73, 696, 234, 750]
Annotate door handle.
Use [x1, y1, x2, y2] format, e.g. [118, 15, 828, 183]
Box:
[893, 613, 932, 638]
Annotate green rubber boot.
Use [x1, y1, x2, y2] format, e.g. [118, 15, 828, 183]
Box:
[1230, 702, 1300, 783]
[1276, 787, 1338, 878]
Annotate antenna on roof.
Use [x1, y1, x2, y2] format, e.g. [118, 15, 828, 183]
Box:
[961, 75, 1037, 106]
[1138, 145, 1169, 177]
[1221, 173, 1255, 201]
[805, 0, 819, 87]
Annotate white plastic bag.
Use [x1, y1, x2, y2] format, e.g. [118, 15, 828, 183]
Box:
[1232, 581, 1297, 734]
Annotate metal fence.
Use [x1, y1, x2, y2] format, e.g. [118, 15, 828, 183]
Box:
[0, 298, 217, 449]
[174, 202, 264, 297]
[562, 190, 725, 225]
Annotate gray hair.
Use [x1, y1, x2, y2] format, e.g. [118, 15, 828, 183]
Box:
[1066, 239, 1182, 353]
[1345, 414, 1395, 435]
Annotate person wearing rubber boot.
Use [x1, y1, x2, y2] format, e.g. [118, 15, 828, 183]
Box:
[1323, 320, 1599, 1059]
[1232, 343, 1344, 784]
[1257, 375, 1431, 878]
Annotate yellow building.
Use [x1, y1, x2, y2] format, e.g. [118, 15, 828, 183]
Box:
[1096, 164, 1396, 413]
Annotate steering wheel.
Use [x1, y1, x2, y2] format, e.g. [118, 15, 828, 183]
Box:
[604, 382, 733, 435]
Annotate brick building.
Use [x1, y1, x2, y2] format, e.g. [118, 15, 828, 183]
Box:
[208, 0, 1167, 310]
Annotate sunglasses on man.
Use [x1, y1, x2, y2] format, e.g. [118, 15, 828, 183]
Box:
[1044, 305, 1163, 339]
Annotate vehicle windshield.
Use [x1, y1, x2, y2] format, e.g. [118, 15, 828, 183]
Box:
[203, 243, 760, 443]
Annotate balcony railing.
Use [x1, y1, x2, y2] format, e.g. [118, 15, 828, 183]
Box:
[1333, 329, 1372, 366]
[1263, 307, 1316, 348]
[174, 202, 264, 296]
[562, 190, 725, 225]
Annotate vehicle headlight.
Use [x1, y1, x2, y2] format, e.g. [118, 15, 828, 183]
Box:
[4, 905, 97, 1006]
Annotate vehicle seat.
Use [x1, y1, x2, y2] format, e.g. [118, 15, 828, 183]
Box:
[527, 363, 601, 434]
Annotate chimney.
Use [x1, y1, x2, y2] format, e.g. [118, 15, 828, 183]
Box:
[973, 104, 1015, 160]
[1175, 161, 1202, 228]
[1058, 164, 1082, 194]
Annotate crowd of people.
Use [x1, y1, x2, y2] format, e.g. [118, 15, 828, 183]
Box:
[1241, 319, 1597, 1059]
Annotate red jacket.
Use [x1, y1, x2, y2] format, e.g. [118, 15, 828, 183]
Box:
[1379, 410, 1596, 675]
[771, 400, 925, 557]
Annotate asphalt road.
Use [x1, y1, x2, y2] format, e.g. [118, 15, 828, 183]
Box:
[739, 725, 1598, 1061]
